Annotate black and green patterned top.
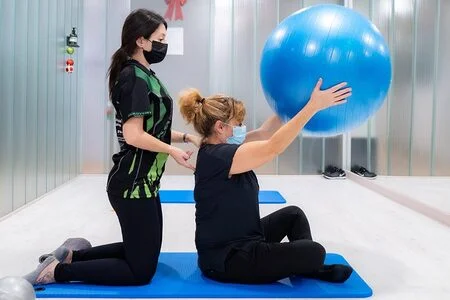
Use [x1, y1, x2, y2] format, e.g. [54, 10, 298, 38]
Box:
[107, 60, 172, 199]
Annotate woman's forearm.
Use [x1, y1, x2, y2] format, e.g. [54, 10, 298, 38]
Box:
[266, 104, 317, 155]
[123, 117, 173, 154]
[171, 129, 200, 146]
[127, 131, 173, 154]
[171, 130, 185, 143]
[259, 115, 283, 138]
[244, 115, 283, 142]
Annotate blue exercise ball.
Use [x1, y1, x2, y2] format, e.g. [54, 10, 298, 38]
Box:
[260, 4, 391, 136]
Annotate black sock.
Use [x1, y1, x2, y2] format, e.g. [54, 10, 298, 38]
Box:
[305, 264, 353, 283]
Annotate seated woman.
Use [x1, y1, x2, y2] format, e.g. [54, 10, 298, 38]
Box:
[178, 79, 353, 284]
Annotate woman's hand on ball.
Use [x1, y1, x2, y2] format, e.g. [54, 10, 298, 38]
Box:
[308, 78, 352, 112]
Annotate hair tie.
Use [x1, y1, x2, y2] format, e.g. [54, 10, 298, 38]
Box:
[200, 98, 205, 104]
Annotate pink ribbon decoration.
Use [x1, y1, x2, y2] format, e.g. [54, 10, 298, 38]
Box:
[164, 0, 186, 21]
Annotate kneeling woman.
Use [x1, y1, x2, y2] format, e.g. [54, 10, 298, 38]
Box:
[178, 79, 353, 284]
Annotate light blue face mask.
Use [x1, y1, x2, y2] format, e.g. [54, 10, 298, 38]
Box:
[226, 124, 247, 145]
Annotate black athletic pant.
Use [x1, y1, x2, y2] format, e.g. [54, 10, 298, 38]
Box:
[54, 194, 163, 286]
[203, 206, 326, 284]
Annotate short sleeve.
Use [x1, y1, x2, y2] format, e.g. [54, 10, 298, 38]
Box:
[113, 68, 151, 123]
[196, 144, 240, 180]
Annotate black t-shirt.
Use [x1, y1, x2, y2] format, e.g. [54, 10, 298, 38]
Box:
[194, 143, 264, 272]
[106, 60, 173, 199]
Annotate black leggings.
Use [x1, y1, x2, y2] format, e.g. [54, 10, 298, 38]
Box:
[54, 194, 163, 286]
[203, 206, 326, 284]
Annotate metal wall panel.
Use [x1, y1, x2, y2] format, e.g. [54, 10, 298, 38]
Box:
[0, 0, 83, 218]
[12, 0, 28, 209]
[26, 0, 39, 202]
[37, 0, 50, 196]
[47, 0, 58, 191]
[371, 0, 392, 175]
[410, 0, 437, 175]
[0, 0, 15, 216]
[434, 0, 450, 175]
[388, 0, 414, 175]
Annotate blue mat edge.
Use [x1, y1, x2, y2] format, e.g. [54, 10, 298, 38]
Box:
[35, 253, 372, 299]
[159, 190, 287, 204]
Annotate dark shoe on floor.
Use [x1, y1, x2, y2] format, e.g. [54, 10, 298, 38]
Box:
[351, 165, 377, 179]
[322, 166, 346, 180]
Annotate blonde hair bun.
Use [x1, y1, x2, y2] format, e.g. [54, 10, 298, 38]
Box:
[178, 88, 203, 124]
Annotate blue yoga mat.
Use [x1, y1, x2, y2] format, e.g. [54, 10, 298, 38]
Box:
[159, 190, 286, 204]
[35, 252, 372, 298]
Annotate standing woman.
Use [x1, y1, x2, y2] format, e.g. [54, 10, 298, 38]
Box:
[24, 9, 199, 286]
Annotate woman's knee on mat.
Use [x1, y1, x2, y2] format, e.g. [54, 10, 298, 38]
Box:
[278, 206, 308, 220]
[291, 205, 309, 219]
[132, 270, 156, 285]
[131, 262, 158, 285]
[290, 240, 326, 272]
[305, 241, 326, 269]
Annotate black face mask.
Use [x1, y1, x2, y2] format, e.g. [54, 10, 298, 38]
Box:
[143, 41, 168, 64]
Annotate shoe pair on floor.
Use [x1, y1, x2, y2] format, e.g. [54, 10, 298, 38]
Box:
[23, 238, 91, 285]
[322, 165, 377, 179]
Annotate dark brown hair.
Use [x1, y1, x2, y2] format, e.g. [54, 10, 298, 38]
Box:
[107, 9, 167, 97]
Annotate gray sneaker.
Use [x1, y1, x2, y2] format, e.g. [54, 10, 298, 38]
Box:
[23, 256, 57, 285]
[39, 238, 91, 263]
